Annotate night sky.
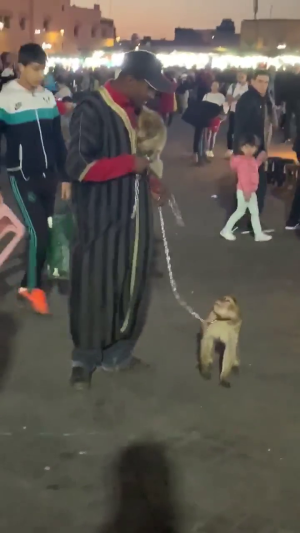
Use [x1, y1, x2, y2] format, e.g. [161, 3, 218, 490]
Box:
[77, 0, 300, 39]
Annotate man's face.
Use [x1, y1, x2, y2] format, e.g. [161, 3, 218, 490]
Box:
[19, 62, 45, 89]
[128, 78, 156, 108]
[251, 75, 269, 96]
[211, 81, 219, 93]
[237, 72, 247, 85]
[64, 102, 75, 114]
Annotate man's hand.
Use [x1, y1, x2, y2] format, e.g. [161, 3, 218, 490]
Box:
[61, 182, 71, 201]
[133, 156, 150, 174]
[259, 150, 268, 161]
[257, 150, 268, 167]
[243, 192, 251, 202]
[149, 175, 170, 206]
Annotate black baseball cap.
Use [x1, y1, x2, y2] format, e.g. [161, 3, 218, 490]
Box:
[121, 50, 174, 93]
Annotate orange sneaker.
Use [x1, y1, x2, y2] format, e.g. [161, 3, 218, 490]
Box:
[17, 288, 50, 315]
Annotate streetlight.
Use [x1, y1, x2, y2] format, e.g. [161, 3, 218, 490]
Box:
[253, 0, 258, 19]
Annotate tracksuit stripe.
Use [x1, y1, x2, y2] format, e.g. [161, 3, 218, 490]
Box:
[10, 176, 37, 290]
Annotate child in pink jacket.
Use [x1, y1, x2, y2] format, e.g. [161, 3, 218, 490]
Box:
[220, 134, 272, 242]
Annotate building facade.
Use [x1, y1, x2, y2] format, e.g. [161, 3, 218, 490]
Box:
[0, 0, 115, 56]
[174, 21, 239, 49]
[241, 19, 300, 51]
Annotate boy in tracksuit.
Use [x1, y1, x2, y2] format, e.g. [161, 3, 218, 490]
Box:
[0, 43, 70, 314]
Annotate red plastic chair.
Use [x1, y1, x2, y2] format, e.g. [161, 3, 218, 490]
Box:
[0, 203, 25, 269]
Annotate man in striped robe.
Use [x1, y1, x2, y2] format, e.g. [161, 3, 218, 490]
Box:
[66, 51, 172, 389]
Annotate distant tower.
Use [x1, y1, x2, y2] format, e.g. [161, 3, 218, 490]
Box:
[130, 33, 140, 50]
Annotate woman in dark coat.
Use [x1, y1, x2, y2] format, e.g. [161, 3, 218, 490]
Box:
[182, 98, 222, 165]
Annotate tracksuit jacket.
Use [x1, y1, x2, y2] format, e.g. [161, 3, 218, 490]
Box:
[0, 79, 67, 181]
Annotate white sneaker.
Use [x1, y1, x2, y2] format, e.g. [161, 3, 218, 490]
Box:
[220, 229, 236, 241]
[255, 233, 273, 242]
[225, 149, 233, 159]
[242, 228, 274, 235]
[285, 223, 300, 230]
[206, 150, 214, 158]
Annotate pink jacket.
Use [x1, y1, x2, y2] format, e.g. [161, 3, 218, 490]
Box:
[230, 154, 265, 194]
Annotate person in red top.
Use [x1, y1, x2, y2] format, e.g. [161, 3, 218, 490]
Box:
[220, 134, 272, 242]
[66, 50, 173, 389]
[56, 99, 67, 115]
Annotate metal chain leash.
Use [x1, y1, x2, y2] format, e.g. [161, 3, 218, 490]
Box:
[131, 176, 140, 219]
[158, 204, 205, 323]
[131, 175, 204, 322]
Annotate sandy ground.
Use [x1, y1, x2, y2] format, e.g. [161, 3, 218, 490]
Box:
[0, 119, 299, 532]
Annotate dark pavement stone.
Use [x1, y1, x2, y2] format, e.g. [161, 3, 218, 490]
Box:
[0, 120, 299, 532]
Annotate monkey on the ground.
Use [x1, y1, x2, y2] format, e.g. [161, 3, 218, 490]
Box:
[198, 296, 242, 388]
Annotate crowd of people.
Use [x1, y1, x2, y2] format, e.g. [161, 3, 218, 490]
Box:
[176, 65, 298, 160]
[0, 43, 299, 388]
[175, 64, 300, 239]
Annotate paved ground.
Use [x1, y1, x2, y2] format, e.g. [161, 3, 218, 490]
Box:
[0, 120, 300, 532]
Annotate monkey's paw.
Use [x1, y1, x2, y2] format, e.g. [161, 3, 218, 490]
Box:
[198, 363, 212, 380]
[220, 379, 231, 389]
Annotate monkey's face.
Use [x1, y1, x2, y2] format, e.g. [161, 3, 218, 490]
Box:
[213, 296, 240, 321]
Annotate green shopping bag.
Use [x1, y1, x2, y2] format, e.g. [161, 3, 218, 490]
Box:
[47, 207, 74, 280]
